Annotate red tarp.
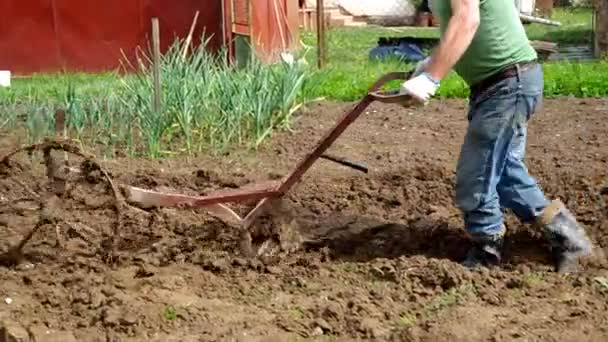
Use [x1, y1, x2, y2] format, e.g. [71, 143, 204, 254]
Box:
[0, 0, 223, 75]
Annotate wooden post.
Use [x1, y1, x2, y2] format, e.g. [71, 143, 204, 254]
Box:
[151, 18, 162, 115]
[316, 0, 326, 68]
[595, 0, 608, 58]
[183, 11, 199, 59]
[54, 108, 68, 164]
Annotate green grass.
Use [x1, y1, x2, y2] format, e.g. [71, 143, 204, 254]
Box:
[525, 7, 594, 45]
[298, 7, 604, 101]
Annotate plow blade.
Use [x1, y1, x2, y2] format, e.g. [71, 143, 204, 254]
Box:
[121, 185, 281, 226]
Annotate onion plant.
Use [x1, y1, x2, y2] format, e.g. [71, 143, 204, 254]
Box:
[116, 35, 309, 157]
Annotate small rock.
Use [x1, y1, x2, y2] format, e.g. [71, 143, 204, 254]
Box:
[1, 319, 29, 342]
[89, 290, 104, 309]
[321, 303, 342, 320]
[290, 277, 306, 288]
[483, 293, 502, 306]
[72, 290, 91, 305]
[313, 318, 332, 333]
[5, 298, 12, 305]
[101, 307, 138, 328]
[119, 315, 138, 326]
[265, 266, 281, 275]
[309, 326, 324, 337]
[506, 278, 524, 289]
[101, 307, 122, 327]
[15, 263, 34, 271]
[101, 287, 116, 298]
[370, 266, 385, 278]
[248, 259, 263, 271]
[358, 318, 386, 338]
[134, 266, 154, 278]
[202, 259, 229, 273]
[232, 258, 248, 267]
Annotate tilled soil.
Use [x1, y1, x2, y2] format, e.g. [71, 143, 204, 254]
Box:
[1, 98, 607, 341]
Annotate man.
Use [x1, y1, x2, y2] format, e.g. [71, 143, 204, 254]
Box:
[400, 0, 593, 273]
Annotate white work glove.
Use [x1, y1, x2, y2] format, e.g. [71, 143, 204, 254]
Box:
[400, 72, 440, 104]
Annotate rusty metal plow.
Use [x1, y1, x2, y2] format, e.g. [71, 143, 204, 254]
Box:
[0, 72, 414, 260]
[118, 72, 416, 256]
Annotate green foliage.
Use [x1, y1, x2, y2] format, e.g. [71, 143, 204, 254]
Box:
[162, 306, 177, 321]
[297, 7, 605, 101]
[115, 37, 308, 157]
[525, 7, 594, 45]
[0, 36, 308, 158]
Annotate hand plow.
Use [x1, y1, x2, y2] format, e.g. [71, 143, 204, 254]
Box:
[121, 72, 416, 256]
[0, 72, 415, 262]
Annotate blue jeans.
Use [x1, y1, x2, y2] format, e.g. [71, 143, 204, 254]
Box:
[455, 63, 549, 241]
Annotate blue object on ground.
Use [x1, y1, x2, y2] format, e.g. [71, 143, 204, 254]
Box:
[369, 42, 427, 62]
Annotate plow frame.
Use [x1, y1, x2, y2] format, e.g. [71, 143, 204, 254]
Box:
[122, 72, 415, 233]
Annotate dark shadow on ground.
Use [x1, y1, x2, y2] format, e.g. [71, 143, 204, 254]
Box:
[300, 214, 553, 267]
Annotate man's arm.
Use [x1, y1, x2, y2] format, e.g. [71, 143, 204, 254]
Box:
[425, 0, 480, 81]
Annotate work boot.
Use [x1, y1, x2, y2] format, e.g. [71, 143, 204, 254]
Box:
[462, 228, 505, 269]
[537, 199, 593, 273]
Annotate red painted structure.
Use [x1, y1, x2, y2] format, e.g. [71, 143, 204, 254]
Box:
[0, 0, 299, 75]
[226, 0, 300, 63]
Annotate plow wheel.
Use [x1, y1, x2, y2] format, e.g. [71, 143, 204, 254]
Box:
[0, 139, 124, 267]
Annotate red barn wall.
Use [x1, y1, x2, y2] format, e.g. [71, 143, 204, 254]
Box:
[0, 0, 223, 75]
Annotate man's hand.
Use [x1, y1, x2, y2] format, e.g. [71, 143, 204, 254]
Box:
[425, 0, 480, 81]
[400, 73, 439, 104]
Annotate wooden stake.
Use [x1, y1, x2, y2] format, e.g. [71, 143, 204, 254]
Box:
[316, 0, 326, 68]
[55, 108, 68, 165]
[183, 11, 200, 59]
[151, 18, 162, 115]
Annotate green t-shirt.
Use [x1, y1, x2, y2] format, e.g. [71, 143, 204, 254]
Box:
[429, 0, 537, 86]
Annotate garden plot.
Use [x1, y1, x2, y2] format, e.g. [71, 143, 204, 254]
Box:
[1, 97, 607, 341]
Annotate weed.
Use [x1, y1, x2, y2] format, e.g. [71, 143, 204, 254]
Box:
[594, 277, 608, 296]
[524, 272, 546, 288]
[422, 283, 475, 318]
[162, 305, 177, 321]
[425, 287, 464, 314]
[289, 306, 306, 320]
[398, 312, 417, 328]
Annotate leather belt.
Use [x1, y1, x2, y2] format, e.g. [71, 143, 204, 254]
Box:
[470, 60, 538, 98]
